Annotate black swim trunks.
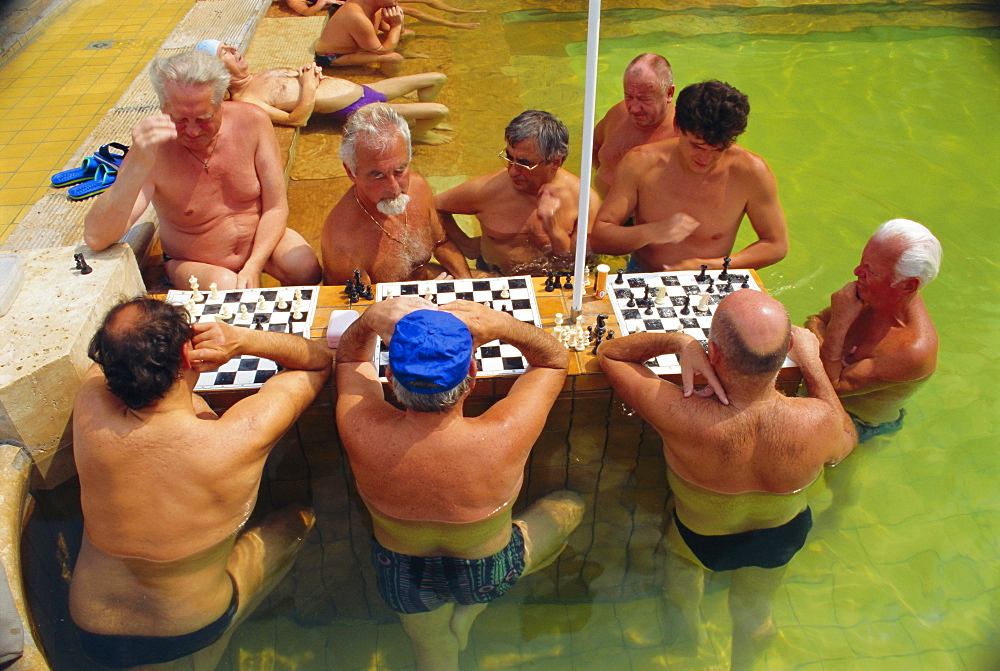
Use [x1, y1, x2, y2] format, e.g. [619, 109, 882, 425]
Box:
[674, 507, 813, 571]
[76, 579, 238, 668]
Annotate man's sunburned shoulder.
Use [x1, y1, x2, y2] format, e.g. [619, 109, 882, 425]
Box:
[224, 99, 272, 125]
[624, 138, 676, 167]
[597, 101, 629, 129]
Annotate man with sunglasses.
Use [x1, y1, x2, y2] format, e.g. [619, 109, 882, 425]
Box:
[84, 50, 321, 289]
[592, 80, 788, 273]
[436, 110, 600, 276]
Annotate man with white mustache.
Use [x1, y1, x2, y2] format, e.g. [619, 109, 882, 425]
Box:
[321, 104, 470, 285]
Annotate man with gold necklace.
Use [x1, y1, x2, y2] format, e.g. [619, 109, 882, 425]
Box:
[84, 50, 320, 289]
[321, 104, 470, 285]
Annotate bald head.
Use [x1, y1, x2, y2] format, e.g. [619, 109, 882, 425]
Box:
[710, 290, 790, 377]
[625, 53, 673, 94]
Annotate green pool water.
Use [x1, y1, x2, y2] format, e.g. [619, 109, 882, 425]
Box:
[23, 2, 999, 670]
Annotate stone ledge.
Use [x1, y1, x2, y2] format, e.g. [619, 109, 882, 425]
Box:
[0, 245, 144, 470]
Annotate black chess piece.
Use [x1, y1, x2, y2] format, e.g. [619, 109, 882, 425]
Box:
[645, 305, 654, 315]
[363, 285, 374, 301]
[719, 256, 731, 281]
[353, 269, 362, 285]
[680, 295, 691, 315]
[615, 269, 624, 284]
[607, 330, 614, 339]
[706, 277, 714, 294]
[74, 253, 92, 274]
[544, 272, 555, 292]
[563, 273, 573, 290]
[697, 265, 708, 282]
[626, 296, 636, 308]
[596, 314, 607, 329]
[742, 277, 750, 289]
[344, 278, 354, 295]
[552, 273, 562, 290]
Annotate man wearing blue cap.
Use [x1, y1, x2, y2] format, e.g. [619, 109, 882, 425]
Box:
[336, 297, 583, 671]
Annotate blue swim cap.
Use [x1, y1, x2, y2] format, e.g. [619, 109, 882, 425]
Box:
[195, 39, 223, 57]
[388, 310, 473, 394]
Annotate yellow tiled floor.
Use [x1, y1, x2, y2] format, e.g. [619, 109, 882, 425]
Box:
[0, 0, 194, 245]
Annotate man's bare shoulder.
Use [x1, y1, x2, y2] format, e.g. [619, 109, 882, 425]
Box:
[223, 100, 272, 126]
[625, 137, 677, 165]
[596, 101, 629, 130]
[728, 144, 777, 182]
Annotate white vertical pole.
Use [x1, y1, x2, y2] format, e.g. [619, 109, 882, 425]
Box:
[570, 0, 602, 316]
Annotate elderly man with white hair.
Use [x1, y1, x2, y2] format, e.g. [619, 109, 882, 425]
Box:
[806, 218, 942, 442]
[84, 49, 320, 289]
[320, 104, 470, 286]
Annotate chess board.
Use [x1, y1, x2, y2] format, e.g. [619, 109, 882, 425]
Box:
[606, 270, 791, 376]
[165, 286, 319, 391]
[374, 276, 542, 380]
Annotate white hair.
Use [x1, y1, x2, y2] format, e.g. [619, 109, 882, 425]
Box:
[389, 374, 473, 413]
[149, 50, 231, 107]
[870, 218, 942, 289]
[339, 104, 412, 173]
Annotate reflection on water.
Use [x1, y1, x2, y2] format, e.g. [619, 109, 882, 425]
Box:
[22, 1, 1000, 669]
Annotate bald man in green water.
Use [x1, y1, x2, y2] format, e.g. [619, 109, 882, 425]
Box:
[597, 290, 856, 670]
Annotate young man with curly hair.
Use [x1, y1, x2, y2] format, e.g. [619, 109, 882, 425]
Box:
[592, 80, 789, 273]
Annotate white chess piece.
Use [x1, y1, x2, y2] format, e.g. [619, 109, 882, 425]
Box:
[257, 295, 266, 311]
[184, 300, 197, 319]
[219, 304, 231, 319]
[655, 286, 668, 306]
[293, 309, 302, 320]
[500, 288, 510, 299]
[294, 288, 303, 302]
[278, 294, 288, 310]
[699, 294, 710, 310]
[189, 276, 201, 301]
[239, 305, 248, 317]
[209, 283, 220, 301]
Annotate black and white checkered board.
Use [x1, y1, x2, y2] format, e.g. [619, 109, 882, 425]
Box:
[374, 276, 542, 380]
[165, 286, 319, 391]
[606, 270, 774, 375]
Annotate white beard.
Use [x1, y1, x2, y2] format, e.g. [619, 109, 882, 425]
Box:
[377, 193, 411, 216]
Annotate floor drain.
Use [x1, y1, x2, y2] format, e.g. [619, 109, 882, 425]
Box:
[85, 41, 115, 49]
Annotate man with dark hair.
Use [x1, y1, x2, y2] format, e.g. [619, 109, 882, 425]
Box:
[592, 80, 789, 273]
[84, 49, 320, 290]
[70, 297, 331, 669]
[436, 110, 600, 276]
[592, 53, 677, 198]
[597, 289, 855, 670]
[336, 297, 583, 671]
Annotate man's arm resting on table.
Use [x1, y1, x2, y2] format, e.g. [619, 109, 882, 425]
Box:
[192, 322, 331, 449]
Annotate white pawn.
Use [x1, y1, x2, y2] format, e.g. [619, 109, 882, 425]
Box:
[584, 267, 591, 287]
[294, 288, 303, 302]
[219, 304, 231, 319]
[209, 282, 220, 301]
[257, 295, 266, 311]
[239, 304, 249, 317]
[278, 294, 288, 310]
[500, 287, 510, 299]
[293, 309, 302, 320]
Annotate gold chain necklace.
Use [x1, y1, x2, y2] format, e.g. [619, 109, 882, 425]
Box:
[354, 191, 409, 253]
[183, 136, 218, 172]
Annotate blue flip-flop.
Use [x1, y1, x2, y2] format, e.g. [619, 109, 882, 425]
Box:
[50, 142, 129, 188]
[51, 155, 103, 188]
[67, 164, 118, 200]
